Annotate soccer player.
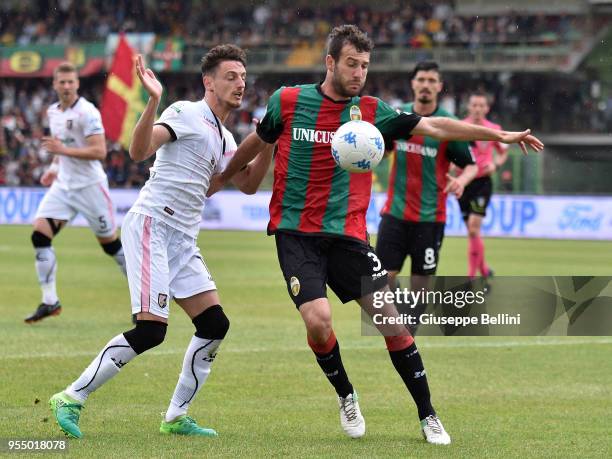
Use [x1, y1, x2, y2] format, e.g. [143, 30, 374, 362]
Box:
[459, 91, 508, 280]
[209, 26, 542, 445]
[25, 62, 127, 323]
[49, 45, 273, 438]
[376, 61, 477, 315]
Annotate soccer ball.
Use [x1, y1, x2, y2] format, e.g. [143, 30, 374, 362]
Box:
[331, 120, 385, 173]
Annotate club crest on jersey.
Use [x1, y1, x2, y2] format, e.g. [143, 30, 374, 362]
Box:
[158, 293, 168, 309]
[290, 276, 300, 296]
[350, 105, 362, 121]
[66, 119, 73, 130]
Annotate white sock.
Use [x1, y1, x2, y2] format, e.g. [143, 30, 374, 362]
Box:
[113, 247, 127, 276]
[165, 336, 222, 422]
[35, 247, 58, 304]
[65, 334, 137, 404]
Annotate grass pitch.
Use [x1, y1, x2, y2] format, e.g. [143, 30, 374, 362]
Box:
[1, 226, 611, 458]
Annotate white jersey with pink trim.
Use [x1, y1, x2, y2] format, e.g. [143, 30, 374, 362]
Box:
[47, 97, 107, 190]
[462, 117, 508, 178]
[129, 100, 236, 238]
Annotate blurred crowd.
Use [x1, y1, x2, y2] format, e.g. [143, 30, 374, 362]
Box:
[1, 70, 606, 187]
[0, 0, 604, 187]
[1, 0, 585, 48]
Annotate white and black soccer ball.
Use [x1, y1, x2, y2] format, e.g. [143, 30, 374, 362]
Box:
[331, 120, 385, 173]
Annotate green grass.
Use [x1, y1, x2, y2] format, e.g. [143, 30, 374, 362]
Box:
[1, 226, 611, 458]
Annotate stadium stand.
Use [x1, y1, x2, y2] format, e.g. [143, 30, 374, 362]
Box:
[0, 0, 610, 190]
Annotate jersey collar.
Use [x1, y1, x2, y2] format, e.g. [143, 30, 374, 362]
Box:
[59, 96, 80, 112]
[410, 103, 439, 117]
[316, 83, 353, 104]
[204, 100, 226, 156]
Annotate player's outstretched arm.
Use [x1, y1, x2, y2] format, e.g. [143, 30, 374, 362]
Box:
[129, 55, 169, 161]
[412, 117, 544, 154]
[207, 131, 269, 197]
[231, 142, 275, 195]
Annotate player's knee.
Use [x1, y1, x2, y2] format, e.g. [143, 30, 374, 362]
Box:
[31, 231, 52, 248]
[123, 320, 167, 355]
[305, 314, 332, 343]
[101, 238, 122, 256]
[192, 305, 230, 340]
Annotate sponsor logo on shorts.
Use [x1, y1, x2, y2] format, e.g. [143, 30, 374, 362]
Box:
[158, 293, 168, 309]
[290, 276, 300, 296]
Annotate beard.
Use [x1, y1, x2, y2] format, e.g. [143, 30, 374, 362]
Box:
[332, 73, 362, 98]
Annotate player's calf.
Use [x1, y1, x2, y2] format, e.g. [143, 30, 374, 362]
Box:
[385, 335, 451, 444]
[26, 231, 61, 323]
[100, 238, 127, 276]
[164, 305, 229, 425]
[64, 321, 167, 404]
[49, 320, 167, 438]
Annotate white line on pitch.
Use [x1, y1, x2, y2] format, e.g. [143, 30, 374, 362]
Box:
[1, 337, 611, 360]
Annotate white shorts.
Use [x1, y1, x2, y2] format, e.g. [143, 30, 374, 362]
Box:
[121, 212, 216, 319]
[35, 179, 117, 238]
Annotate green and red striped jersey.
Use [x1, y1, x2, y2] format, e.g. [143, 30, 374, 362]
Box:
[256, 84, 421, 242]
[381, 103, 475, 223]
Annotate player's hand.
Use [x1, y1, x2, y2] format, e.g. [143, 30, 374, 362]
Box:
[40, 169, 57, 187]
[483, 162, 496, 175]
[207, 173, 226, 197]
[499, 130, 544, 155]
[444, 173, 465, 198]
[41, 136, 65, 155]
[135, 54, 162, 101]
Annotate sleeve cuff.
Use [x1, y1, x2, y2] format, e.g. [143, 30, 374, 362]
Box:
[154, 122, 177, 141]
[256, 123, 280, 144]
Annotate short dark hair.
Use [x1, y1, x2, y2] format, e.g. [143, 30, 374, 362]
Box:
[327, 25, 373, 61]
[411, 61, 441, 80]
[201, 44, 247, 75]
[469, 90, 491, 104]
[53, 61, 77, 78]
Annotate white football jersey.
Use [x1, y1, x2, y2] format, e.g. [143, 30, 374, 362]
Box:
[47, 97, 107, 190]
[130, 100, 236, 238]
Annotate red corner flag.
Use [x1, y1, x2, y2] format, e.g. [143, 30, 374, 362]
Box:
[101, 35, 148, 149]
